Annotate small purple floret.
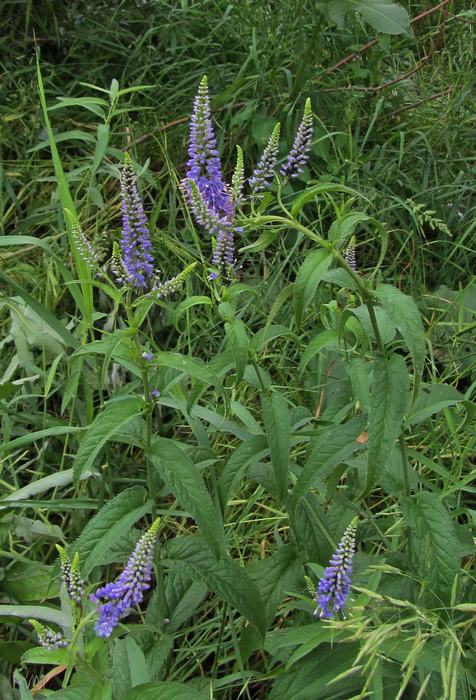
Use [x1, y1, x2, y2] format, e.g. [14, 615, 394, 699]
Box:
[90, 518, 160, 638]
[120, 154, 154, 289]
[314, 518, 357, 619]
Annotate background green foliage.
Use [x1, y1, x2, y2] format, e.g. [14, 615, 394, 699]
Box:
[0, 0, 475, 698]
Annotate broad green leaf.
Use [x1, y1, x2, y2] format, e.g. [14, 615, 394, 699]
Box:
[21, 647, 71, 666]
[365, 354, 409, 495]
[112, 638, 150, 700]
[294, 249, 332, 327]
[72, 486, 150, 575]
[248, 544, 302, 624]
[128, 683, 209, 700]
[174, 295, 212, 321]
[72, 331, 140, 378]
[225, 318, 249, 383]
[376, 283, 425, 385]
[292, 415, 367, 506]
[73, 397, 145, 482]
[408, 383, 465, 425]
[154, 351, 221, 387]
[403, 491, 461, 603]
[0, 605, 70, 628]
[262, 392, 291, 503]
[350, 0, 411, 35]
[219, 435, 268, 509]
[166, 536, 266, 638]
[299, 329, 340, 374]
[151, 438, 225, 559]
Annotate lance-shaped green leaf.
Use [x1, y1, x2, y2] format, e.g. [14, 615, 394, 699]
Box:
[225, 318, 249, 383]
[262, 392, 291, 503]
[403, 491, 461, 603]
[112, 638, 150, 700]
[72, 486, 150, 575]
[165, 536, 266, 639]
[376, 283, 425, 388]
[364, 353, 409, 496]
[151, 438, 225, 559]
[154, 351, 221, 387]
[73, 397, 145, 482]
[294, 249, 332, 328]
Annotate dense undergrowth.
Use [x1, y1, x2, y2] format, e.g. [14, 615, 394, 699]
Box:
[0, 1, 475, 698]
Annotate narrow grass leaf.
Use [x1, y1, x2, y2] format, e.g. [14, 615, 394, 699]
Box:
[128, 683, 209, 700]
[225, 318, 249, 383]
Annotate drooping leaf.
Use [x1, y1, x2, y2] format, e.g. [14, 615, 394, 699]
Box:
[364, 353, 409, 495]
[151, 438, 225, 559]
[261, 392, 291, 503]
[72, 486, 150, 575]
[294, 249, 333, 327]
[73, 397, 145, 482]
[347, 357, 370, 413]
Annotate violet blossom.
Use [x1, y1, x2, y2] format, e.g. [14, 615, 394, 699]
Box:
[280, 98, 313, 179]
[314, 518, 357, 619]
[90, 517, 160, 638]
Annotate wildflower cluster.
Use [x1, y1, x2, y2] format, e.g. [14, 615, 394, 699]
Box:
[64, 154, 195, 298]
[56, 545, 85, 605]
[314, 518, 357, 619]
[29, 619, 68, 650]
[183, 77, 314, 279]
[89, 517, 160, 638]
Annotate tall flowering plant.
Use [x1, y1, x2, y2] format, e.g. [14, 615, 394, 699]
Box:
[182, 76, 314, 280]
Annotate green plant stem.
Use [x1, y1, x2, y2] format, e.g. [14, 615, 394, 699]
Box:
[124, 290, 156, 517]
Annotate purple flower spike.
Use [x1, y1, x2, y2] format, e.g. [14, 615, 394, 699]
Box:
[90, 517, 161, 638]
[344, 235, 357, 272]
[249, 123, 280, 195]
[314, 518, 357, 619]
[120, 153, 154, 289]
[186, 76, 232, 217]
[280, 98, 313, 179]
[29, 620, 68, 650]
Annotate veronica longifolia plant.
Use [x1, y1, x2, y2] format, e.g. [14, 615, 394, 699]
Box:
[183, 76, 314, 280]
